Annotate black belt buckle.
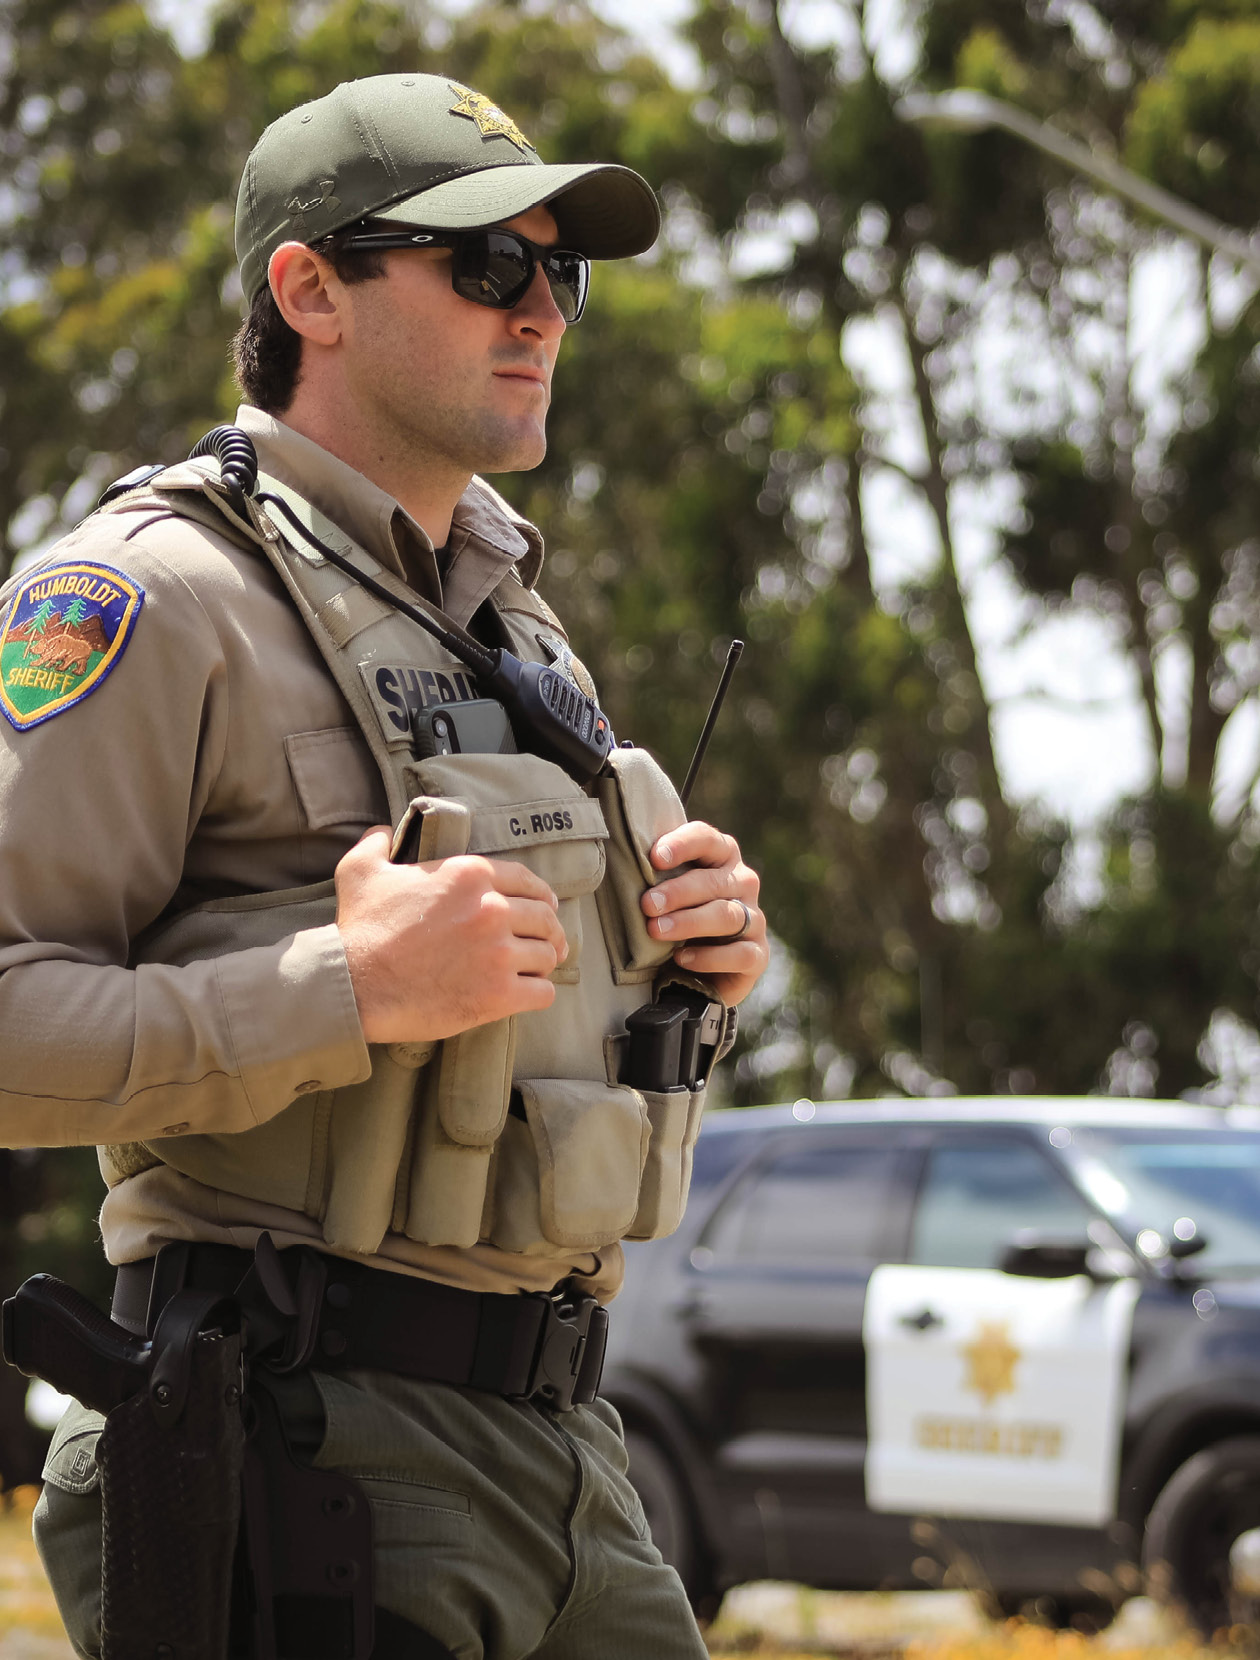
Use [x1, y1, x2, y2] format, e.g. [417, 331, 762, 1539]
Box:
[522, 1289, 608, 1412]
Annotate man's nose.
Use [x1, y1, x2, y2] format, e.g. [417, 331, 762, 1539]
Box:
[509, 265, 567, 342]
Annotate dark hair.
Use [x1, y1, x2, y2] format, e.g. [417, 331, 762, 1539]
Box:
[231, 231, 386, 413]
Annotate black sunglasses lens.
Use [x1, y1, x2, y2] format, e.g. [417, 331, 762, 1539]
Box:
[451, 232, 587, 321]
[545, 251, 588, 323]
[452, 232, 532, 309]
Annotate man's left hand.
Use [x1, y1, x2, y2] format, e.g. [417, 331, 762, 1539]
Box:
[641, 822, 768, 1007]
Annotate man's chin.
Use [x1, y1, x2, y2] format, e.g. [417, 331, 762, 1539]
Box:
[476, 429, 548, 476]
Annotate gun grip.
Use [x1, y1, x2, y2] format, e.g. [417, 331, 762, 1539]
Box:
[2, 1275, 151, 1416]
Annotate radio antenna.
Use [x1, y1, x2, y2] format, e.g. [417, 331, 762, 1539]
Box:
[680, 640, 744, 809]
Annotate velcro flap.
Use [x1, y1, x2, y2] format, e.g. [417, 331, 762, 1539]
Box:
[403, 752, 608, 898]
[516, 1078, 650, 1248]
[465, 797, 607, 856]
[391, 796, 472, 863]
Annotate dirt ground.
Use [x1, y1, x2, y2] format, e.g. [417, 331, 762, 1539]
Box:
[0, 1490, 1244, 1660]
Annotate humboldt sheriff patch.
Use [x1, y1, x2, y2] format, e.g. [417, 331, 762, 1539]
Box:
[0, 562, 144, 731]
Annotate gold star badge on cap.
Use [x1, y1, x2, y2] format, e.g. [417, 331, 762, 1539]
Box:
[448, 83, 536, 153]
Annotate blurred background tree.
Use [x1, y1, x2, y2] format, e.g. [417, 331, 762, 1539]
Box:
[4, 0, 1260, 1476]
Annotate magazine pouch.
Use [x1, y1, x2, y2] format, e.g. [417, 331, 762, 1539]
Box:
[486, 1078, 651, 1253]
[393, 753, 609, 1248]
[594, 745, 688, 984]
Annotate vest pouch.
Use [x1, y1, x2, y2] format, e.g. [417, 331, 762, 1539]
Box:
[594, 747, 688, 984]
[625, 1085, 707, 1241]
[399, 751, 608, 983]
[486, 1079, 650, 1253]
[402, 1019, 515, 1248]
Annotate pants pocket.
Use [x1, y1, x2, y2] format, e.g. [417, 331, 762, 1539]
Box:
[594, 746, 688, 984]
[486, 1077, 650, 1251]
[33, 1401, 106, 1660]
[626, 1086, 707, 1240]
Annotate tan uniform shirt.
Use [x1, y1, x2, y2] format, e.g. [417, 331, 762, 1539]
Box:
[0, 406, 619, 1299]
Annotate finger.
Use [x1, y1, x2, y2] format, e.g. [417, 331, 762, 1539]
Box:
[507, 937, 567, 978]
[643, 864, 755, 919]
[476, 856, 561, 907]
[651, 821, 737, 872]
[671, 938, 766, 977]
[647, 896, 753, 943]
[505, 975, 559, 1014]
[498, 895, 570, 960]
[339, 825, 394, 870]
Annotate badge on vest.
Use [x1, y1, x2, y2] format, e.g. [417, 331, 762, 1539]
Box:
[539, 634, 596, 700]
[0, 562, 144, 730]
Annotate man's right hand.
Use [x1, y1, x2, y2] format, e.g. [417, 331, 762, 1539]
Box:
[334, 827, 568, 1045]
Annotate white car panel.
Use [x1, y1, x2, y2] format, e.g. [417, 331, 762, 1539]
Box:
[864, 1264, 1139, 1525]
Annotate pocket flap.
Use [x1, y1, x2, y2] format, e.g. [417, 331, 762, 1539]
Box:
[285, 727, 386, 830]
[41, 1400, 106, 1494]
[515, 1077, 649, 1249]
[464, 797, 607, 857]
[598, 746, 687, 885]
[402, 753, 608, 898]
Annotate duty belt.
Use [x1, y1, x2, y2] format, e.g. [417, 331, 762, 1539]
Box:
[112, 1238, 608, 1413]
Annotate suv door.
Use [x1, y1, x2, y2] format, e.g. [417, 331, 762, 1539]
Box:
[865, 1130, 1139, 1528]
[678, 1126, 922, 1586]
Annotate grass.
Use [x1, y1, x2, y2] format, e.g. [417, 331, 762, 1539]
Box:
[0, 1497, 1255, 1660]
[701, 1581, 1253, 1660]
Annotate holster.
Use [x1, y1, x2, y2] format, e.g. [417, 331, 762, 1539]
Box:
[98, 1305, 243, 1660]
[3, 1246, 376, 1660]
[3, 1277, 242, 1660]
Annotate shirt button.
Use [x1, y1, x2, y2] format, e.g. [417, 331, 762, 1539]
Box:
[294, 1080, 323, 1095]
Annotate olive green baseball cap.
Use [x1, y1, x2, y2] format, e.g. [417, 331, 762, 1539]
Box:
[236, 73, 661, 302]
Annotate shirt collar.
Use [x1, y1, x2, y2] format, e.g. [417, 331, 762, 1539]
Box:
[233, 405, 544, 627]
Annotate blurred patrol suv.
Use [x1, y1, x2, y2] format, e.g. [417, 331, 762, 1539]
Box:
[603, 1099, 1260, 1634]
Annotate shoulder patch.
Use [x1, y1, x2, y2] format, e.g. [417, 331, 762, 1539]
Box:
[0, 562, 144, 730]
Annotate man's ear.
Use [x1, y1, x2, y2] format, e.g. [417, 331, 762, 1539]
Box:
[269, 241, 344, 347]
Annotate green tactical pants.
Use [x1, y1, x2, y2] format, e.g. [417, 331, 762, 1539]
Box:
[32, 1368, 709, 1660]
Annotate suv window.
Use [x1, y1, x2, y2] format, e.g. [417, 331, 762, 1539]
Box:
[690, 1126, 759, 1191]
[706, 1143, 901, 1264]
[910, 1141, 1094, 1269]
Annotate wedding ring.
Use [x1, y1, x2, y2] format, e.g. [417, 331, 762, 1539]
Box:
[729, 900, 754, 941]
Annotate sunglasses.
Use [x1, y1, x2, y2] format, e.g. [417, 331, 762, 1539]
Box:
[336, 225, 590, 324]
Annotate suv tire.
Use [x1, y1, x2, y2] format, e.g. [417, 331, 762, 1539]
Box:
[1144, 1434, 1260, 1636]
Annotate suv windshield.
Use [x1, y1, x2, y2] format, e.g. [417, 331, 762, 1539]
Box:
[1079, 1128, 1260, 1273]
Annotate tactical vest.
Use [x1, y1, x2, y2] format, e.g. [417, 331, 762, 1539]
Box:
[94, 462, 725, 1261]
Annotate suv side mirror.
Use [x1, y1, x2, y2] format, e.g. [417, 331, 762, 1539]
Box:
[999, 1233, 1092, 1279]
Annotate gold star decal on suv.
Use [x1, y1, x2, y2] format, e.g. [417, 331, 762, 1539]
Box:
[961, 1320, 1021, 1406]
[448, 84, 535, 152]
